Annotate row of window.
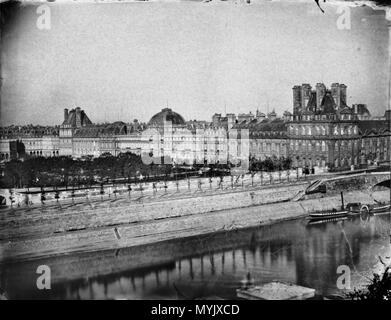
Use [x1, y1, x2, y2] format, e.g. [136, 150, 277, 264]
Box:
[251, 142, 286, 153]
[289, 125, 358, 136]
[291, 140, 327, 152]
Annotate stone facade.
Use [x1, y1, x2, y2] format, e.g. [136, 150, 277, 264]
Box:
[286, 83, 390, 169]
[0, 83, 389, 171]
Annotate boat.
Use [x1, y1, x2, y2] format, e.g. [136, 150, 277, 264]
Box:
[370, 203, 391, 214]
[308, 209, 348, 221]
[347, 202, 391, 216]
[307, 191, 349, 221]
[307, 216, 348, 225]
[345, 202, 362, 215]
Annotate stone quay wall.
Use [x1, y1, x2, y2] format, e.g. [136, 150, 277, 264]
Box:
[0, 182, 307, 242]
[1, 171, 388, 263]
[1, 188, 388, 262]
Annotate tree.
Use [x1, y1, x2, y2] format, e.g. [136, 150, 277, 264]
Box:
[348, 259, 391, 300]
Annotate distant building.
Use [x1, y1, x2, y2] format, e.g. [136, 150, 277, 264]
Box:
[233, 83, 390, 170]
[286, 83, 389, 169]
[0, 125, 59, 159]
[0, 139, 19, 161]
[59, 107, 93, 156]
[0, 83, 389, 172]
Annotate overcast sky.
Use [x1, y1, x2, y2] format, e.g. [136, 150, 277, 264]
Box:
[0, 1, 389, 126]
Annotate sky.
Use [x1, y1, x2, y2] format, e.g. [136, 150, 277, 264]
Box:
[0, 0, 389, 126]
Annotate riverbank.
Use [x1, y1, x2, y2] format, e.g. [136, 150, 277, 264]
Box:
[1, 182, 388, 263]
[1, 171, 389, 263]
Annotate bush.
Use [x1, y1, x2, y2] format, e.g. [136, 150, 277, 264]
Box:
[347, 258, 391, 300]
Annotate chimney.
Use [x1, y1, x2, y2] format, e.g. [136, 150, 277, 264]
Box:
[75, 107, 82, 128]
[292, 85, 302, 114]
[331, 83, 341, 109]
[64, 108, 69, 122]
[385, 110, 391, 121]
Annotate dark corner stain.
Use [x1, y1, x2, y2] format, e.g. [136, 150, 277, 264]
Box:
[372, 0, 391, 6]
[314, 0, 326, 14]
[0, 0, 22, 34]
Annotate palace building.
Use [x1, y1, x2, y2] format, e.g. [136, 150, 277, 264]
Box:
[229, 83, 390, 170]
[287, 83, 390, 169]
[1, 83, 390, 172]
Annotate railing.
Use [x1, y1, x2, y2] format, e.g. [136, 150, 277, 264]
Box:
[0, 169, 316, 208]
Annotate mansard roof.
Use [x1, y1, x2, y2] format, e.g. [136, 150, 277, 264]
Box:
[357, 120, 390, 136]
[320, 92, 337, 114]
[354, 104, 371, 115]
[73, 122, 128, 138]
[0, 125, 59, 138]
[340, 107, 353, 114]
[234, 118, 287, 138]
[62, 108, 92, 127]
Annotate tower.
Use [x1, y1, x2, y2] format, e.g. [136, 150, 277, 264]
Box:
[292, 85, 302, 114]
[64, 108, 69, 122]
[331, 83, 341, 109]
[340, 84, 347, 105]
[212, 113, 221, 126]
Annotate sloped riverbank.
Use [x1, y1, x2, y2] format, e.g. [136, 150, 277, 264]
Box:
[1, 173, 388, 263]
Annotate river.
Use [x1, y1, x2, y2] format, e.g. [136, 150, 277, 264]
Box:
[1, 212, 390, 299]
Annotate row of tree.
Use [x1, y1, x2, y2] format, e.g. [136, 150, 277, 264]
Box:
[1, 152, 296, 189]
[249, 156, 292, 172]
[0, 152, 174, 188]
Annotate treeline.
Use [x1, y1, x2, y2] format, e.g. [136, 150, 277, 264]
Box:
[0, 152, 175, 188]
[249, 156, 292, 172]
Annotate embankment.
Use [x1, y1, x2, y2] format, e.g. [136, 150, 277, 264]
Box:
[1, 173, 388, 263]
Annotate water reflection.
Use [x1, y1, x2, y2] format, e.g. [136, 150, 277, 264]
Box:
[1, 213, 390, 299]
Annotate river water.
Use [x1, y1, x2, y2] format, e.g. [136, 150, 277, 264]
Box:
[1, 212, 390, 300]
